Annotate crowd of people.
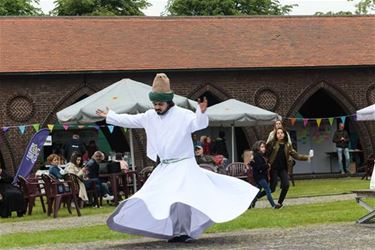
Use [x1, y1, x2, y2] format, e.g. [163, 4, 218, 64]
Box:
[193, 119, 312, 210]
[0, 72, 360, 247]
[0, 133, 135, 217]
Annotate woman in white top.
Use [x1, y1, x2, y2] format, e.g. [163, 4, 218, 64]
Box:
[65, 152, 89, 202]
[266, 119, 292, 144]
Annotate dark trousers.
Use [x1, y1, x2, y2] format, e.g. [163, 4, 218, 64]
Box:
[270, 168, 289, 205]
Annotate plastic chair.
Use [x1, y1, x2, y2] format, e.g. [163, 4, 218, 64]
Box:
[226, 162, 249, 181]
[66, 173, 99, 207]
[41, 174, 81, 218]
[18, 176, 46, 215]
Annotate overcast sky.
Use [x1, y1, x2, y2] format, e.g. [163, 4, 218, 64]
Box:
[38, 0, 368, 15]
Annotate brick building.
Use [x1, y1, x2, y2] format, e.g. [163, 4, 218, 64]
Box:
[0, 16, 374, 174]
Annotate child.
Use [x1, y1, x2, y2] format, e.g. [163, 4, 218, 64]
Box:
[249, 140, 276, 208]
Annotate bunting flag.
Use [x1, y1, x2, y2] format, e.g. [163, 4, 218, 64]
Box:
[18, 125, 26, 134]
[108, 125, 114, 134]
[328, 117, 334, 126]
[316, 118, 322, 127]
[340, 116, 346, 124]
[303, 118, 309, 127]
[290, 117, 297, 126]
[0, 112, 360, 134]
[32, 124, 40, 132]
[47, 124, 54, 132]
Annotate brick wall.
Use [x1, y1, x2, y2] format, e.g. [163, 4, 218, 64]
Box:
[0, 67, 374, 174]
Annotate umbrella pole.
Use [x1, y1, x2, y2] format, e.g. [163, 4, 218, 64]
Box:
[129, 128, 137, 193]
[231, 125, 235, 163]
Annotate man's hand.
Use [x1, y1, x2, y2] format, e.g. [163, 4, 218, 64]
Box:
[96, 107, 109, 118]
[198, 97, 208, 113]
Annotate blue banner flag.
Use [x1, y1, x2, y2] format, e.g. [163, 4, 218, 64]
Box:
[12, 128, 50, 184]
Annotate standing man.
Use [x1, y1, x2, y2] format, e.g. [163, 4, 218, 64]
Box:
[64, 134, 86, 162]
[97, 73, 258, 243]
[332, 123, 350, 174]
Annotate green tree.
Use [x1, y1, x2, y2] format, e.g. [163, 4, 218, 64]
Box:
[164, 0, 295, 16]
[351, 0, 375, 14]
[314, 11, 353, 16]
[53, 0, 150, 16]
[0, 0, 42, 16]
[315, 0, 375, 16]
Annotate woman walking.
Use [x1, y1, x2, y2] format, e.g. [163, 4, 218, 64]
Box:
[267, 128, 312, 209]
[249, 140, 276, 208]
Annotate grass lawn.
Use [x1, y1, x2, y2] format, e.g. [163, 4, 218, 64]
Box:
[0, 177, 373, 248]
[1, 199, 374, 248]
[0, 177, 370, 224]
[274, 177, 370, 198]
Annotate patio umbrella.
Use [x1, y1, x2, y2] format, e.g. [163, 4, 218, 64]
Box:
[206, 99, 281, 162]
[356, 103, 375, 121]
[57, 78, 197, 192]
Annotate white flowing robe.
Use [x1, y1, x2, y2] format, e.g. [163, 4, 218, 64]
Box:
[106, 106, 259, 239]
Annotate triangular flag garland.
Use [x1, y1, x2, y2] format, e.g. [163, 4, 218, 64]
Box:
[290, 117, 297, 126]
[47, 124, 54, 132]
[316, 118, 322, 127]
[328, 117, 334, 126]
[340, 116, 346, 124]
[32, 124, 40, 132]
[0, 112, 359, 135]
[18, 125, 26, 134]
[107, 125, 114, 134]
[303, 118, 309, 127]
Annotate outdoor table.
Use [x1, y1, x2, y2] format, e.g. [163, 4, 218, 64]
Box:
[351, 189, 375, 224]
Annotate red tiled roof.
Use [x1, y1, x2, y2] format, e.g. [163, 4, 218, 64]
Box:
[0, 16, 374, 73]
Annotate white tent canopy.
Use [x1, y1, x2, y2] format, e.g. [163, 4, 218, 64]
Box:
[57, 78, 196, 124]
[356, 103, 375, 190]
[206, 99, 281, 162]
[356, 103, 375, 121]
[207, 99, 281, 127]
[57, 78, 197, 192]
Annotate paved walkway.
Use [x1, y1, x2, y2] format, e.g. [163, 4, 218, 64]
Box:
[0, 193, 356, 236]
[12, 223, 375, 250]
[4, 193, 374, 250]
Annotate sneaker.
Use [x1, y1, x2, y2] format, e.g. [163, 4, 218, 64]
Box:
[274, 203, 283, 209]
[103, 194, 114, 201]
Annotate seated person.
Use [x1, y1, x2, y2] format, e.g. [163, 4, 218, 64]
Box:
[0, 167, 26, 218]
[114, 152, 129, 173]
[85, 151, 114, 202]
[65, 152, 89, 203]
[47, 154, 69, 193]
[195, 146, 214, 164]
[195, 145, 217, 172]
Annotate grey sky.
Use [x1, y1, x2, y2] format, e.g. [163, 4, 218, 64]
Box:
[39, 0, 368, 15]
